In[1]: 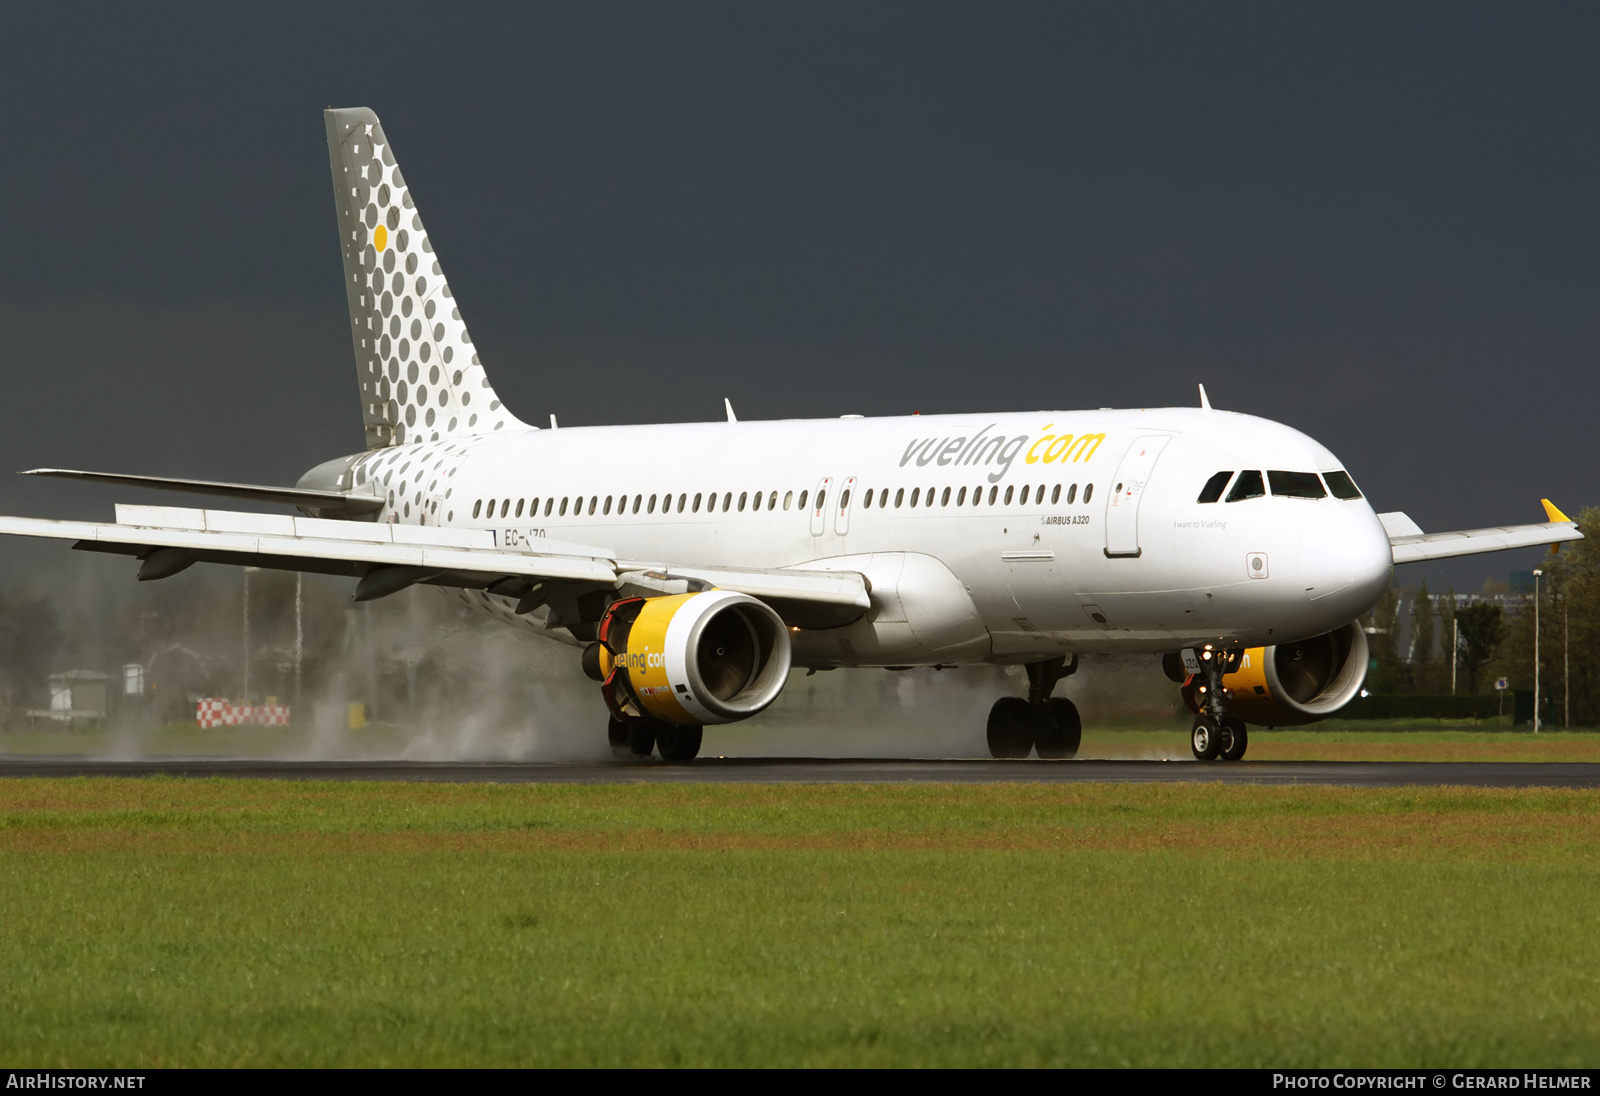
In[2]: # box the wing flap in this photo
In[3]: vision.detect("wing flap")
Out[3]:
[0,512,619,585]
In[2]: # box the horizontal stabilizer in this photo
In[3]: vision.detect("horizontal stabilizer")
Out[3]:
[21,468,384,514]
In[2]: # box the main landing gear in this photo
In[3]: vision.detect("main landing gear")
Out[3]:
[607,717,703,762]
[986,655,1082,760]
[1172,647,1249,762]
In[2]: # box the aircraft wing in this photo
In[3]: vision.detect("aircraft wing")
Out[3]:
[1381,501,1582,564]
[0,503,870,627]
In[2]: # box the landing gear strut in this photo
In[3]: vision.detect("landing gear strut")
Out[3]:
[1184,647,1249,762]
[986,655,1082,760]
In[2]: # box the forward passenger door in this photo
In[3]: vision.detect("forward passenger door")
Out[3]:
[1104,436,1171,558]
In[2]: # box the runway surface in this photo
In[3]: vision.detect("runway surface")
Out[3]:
[2,757,1599,787]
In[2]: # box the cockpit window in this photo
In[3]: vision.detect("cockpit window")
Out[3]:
[1197,471,1233,504]
[1268,470,1328,499]
[1323,470,1363,500]
[1225,470,1265,502]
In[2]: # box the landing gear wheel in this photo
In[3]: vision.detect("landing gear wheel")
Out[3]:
[1218,718,1248,762]
[1035,697,1082,760]
[655,723,704,762]
[986,697,1036,759]
[1190,716,1222,761]
[607,717,656,760]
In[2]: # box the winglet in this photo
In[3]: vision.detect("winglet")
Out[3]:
[1198,383,1212,411]
[724,398,738,423]
[1542,498,1571,523]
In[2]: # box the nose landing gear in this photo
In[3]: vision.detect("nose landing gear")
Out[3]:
[1178,647,1249,761]
[985,655,1082,760]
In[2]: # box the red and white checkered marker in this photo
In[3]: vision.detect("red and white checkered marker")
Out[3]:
[196,699,291,728]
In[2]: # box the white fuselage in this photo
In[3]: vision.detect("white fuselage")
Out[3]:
[340,406,1394,666]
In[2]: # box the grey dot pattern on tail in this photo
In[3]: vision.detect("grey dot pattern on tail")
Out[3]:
[327,110,527,451]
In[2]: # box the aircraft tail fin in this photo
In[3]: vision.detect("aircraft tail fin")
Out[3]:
[324,107,528,450]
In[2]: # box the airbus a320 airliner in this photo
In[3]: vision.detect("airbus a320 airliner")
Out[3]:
[2,108,1580,762]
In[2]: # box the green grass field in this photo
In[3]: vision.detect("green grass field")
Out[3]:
[2,778,1598,1066]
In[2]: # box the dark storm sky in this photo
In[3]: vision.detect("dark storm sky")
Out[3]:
[0,2,1594,592]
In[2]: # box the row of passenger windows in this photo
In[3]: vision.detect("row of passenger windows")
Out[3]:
[1196,468,1363,504]
[857,482,1093,509]
[470,481,1096,520]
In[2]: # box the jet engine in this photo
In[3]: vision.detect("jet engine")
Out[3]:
[1219,620,1370,726]
[590,590,792,726]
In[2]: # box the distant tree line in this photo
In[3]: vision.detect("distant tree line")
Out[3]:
[1365,505,1600,726]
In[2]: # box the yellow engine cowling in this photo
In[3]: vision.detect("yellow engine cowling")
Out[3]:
[596,590,792,725]
[1220,621,1370,726]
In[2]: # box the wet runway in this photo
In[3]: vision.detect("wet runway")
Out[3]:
[2,757,1599,787]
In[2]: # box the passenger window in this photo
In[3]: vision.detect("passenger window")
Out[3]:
[633,494,642,514]
[559,497,569,517]
[798,490,808,511]
[1051,484,1061,504]
[862,490,873,510]
[941,487,951,506]
[693,492,703,513]
[988,486,998,505]
[840,489,851,509]
[1197,471,1232,504]
[879,489,889,508]
[738,492,747,512]
[472,500,482,518]
[531,498,540,515]
[544,498,553,517]
[1324,470,1363,500]
[768,491,777,510]
[783,490,793,510]
[501,500,510,518]
[1267,470,1326,499]
[1083,484,1094,503]
[973,486,982,506]
[926,487,935,507]
[895,488,904,508]
[679,493,688,513]
[1067,484,1077,504]
[603,496,612,516]
[815,490,826,512]
[515,499,525,518]
[589,497,598,515]
[1225,470,1265,502]
[909,487,919,507]
[1004,485,1014,505]
[957,486,967,506]
[1019,485,1030,505]
[648,494,658,514]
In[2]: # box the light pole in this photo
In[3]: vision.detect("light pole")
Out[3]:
[294,572,304,720]
[242,567,253,703]
[1532,568,1542,734]
[1451,615,1459,696]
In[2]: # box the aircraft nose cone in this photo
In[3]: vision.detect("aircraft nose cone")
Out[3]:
[1298,512,1392,621]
